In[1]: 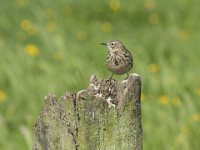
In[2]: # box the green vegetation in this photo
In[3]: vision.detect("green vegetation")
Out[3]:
[0,0,200,149]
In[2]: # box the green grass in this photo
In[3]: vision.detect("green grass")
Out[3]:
[0,0,200,149]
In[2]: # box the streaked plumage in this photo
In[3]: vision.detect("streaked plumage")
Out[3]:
[101,40,133,79]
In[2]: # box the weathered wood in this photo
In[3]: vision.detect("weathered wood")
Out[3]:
[33,74,142,150]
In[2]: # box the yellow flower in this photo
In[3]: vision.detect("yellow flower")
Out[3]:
[175,124,188,145]
[101,22,112,32]
[21,20,32,31]
[47,22,57,32]
[172,96,181,106]
[144,0,156,10]
[45,9,56,19]
[25,44,39,57]
[20,19,37,35]
[76,31,87,42]
[148,63,158,73]
[141,92,145,101]
[196,88,200,96]
[110,0,121,12]
[16,0,28,7]
[62,5,72,16]
[178,30,190,41]
[53,51,63,61]
[148,13,159,25]
[0,90,7,102]
[159,95,169,105]
[190,113,200,122]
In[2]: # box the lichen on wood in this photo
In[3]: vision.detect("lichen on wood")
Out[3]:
[33,74,142,150]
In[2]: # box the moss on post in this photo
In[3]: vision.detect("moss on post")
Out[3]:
[33,74,142,150]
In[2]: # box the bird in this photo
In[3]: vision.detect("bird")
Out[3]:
[100,40,133,80]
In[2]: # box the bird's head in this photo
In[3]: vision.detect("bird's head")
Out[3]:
[101,40,125,52]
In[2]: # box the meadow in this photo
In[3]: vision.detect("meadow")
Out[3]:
[0,0,200,149]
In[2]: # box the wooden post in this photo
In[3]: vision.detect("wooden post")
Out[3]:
[33,74,142,150]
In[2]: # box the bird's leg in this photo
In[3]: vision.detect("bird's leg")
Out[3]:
[125,72,129,80]
[109,73,114,85]
[109,73,114,81]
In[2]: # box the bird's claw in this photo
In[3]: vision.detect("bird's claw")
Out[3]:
[125,73,130,80]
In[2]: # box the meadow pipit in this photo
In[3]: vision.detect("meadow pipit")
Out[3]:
[101,40,133,80]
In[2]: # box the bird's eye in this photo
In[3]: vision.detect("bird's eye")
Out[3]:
[111,42,114,45]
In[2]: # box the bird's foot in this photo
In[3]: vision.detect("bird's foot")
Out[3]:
[105,73,114,86]
[105,77,116,86]
[105,78,112,86]
[125,73,130,80]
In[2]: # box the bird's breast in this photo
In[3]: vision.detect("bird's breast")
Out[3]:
[106,53,132,75]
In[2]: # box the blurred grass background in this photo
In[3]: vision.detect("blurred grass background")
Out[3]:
[0,0,200,149]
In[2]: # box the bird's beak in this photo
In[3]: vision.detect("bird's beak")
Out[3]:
[100,42,107,46]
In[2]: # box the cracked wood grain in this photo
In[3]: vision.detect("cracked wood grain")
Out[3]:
[33,74,143,150]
